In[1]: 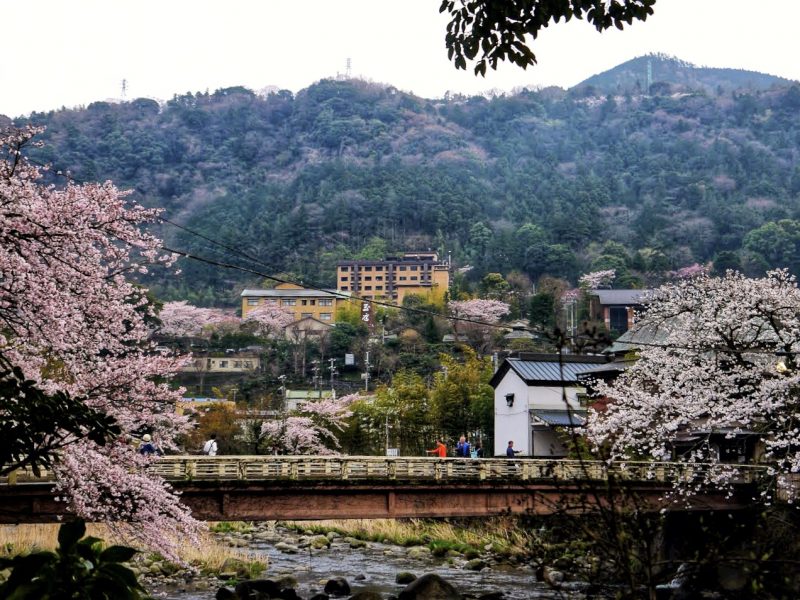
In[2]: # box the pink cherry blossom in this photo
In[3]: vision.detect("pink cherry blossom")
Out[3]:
[261,393,359,454]
[0,127,201,558]
[579,269,616,289]
[448,299,510,324]
[587,270,800,500]
[244,304,295,337]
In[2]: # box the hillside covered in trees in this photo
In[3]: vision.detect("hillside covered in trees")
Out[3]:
[6,55,800,305]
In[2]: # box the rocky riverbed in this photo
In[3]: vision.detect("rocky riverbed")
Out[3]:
[142,522,596,599]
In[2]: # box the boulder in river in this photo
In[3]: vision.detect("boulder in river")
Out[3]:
[235,579,282,598]
[324,576,352,597]
[464,559,487,572]
[398,573,461,600]
[396,572,417,584]
[214,587,237,600]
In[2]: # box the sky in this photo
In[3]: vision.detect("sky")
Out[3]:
[2,0,799,118]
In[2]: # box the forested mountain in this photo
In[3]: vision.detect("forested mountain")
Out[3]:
[575,54,793,95]
[7,56,800,305]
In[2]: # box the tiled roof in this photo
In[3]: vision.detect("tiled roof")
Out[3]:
[591,289,651,306]
[490,355,609,387]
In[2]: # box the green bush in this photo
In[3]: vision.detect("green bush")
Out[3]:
[0,519,149,600]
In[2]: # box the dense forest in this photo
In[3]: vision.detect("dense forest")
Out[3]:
[7,54,800,306]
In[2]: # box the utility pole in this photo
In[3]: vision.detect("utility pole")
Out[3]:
[364,351,371,391]
[311,360,321,392]
[277,374,287,414]
[328,358,338,392]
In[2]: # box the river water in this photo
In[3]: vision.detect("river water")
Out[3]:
[152,527,590,599]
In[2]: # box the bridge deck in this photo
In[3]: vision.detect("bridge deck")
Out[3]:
[1,457,788,523]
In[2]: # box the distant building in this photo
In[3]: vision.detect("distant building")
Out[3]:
[284,316,334,340]
[285,389,335,412]
[182,354,260,374]
[587,289,651,335]
[336,252,450,304]
[490,353,609,458]
[241,282,348,322]
[176,397,236,415]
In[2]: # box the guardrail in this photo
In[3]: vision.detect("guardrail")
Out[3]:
[1,456,771,486]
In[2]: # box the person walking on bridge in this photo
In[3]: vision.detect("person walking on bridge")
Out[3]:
[426,439,447,458]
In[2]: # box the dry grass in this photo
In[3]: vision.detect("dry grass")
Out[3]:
[282,517,532,556]
[0,523,265,573]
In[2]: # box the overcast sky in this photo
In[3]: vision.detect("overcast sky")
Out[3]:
[3,0,799,118]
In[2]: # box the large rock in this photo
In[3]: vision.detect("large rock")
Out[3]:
[215,588,237,600]
[398,573,461,600]
[274,541,300,554]
[407,546,432,559]
[220,557,253,578]
[324,577,352,597]
[396,572,417,584]
[349,592,383,600]
[235,579,282,598]
[310,535,332,549]
[464,559,487,572]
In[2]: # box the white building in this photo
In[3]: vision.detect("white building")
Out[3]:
[490,353,608,458]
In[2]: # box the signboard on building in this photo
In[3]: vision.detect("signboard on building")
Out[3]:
[345,353,355,366]
[360,300,373,329]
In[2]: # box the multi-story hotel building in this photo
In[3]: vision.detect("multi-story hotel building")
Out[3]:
[336,252,450,304]
[240,283,347,322]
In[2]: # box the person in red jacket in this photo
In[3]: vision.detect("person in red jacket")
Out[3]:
[426,439,447,458]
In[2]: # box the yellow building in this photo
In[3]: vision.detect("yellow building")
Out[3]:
[336,252,450,304]
[241,283,348,322]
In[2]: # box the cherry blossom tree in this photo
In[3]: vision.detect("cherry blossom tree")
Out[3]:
[448,299,510,324]
[158,301,231,338]
[579,269,616,289]
[243,304,295,337]
[260,393,359,455]
[447,299,510,352]
[0,127,201,557]
[587,270,800,498]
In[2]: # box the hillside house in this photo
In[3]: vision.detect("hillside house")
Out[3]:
[490,353,609,458]
[587,289,651,335]
[241,283,349,322]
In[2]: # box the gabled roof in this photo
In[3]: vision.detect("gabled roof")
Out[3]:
[590,289,651,306]
[490,354,609,388]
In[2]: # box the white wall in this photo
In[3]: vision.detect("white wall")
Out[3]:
[494,368,585,458]
[494,370,531,456]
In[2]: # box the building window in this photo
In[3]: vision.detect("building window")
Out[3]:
[411,276,418,280]
[247,298,259,306]
[283,299,296,306]
[399,276,407,281]
[341,277,348,282]
[365,276,372,281]
[341,266,349,272]
[375,266,383,271]
[375,286,383,291]
[301,299,308,306]
[410,266,418,271]
[266,299,278,305]
[244,361,253,368]
[234,361,242,368]
[319,299,333,306]
[364,266,372,271]
[399,266,407,271]
[219,361,228,368]
[320,313,332,320]
[341,286,349,291]
[301,312,312,319]
[375,276,383,281]
[310,299,316,306]
[365,286,372,290]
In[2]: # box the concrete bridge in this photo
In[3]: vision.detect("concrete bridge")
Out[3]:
[0,456,772,524]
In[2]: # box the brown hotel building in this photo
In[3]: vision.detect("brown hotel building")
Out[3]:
[336,252,450,304]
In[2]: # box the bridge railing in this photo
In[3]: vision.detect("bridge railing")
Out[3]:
[1,456,771,486]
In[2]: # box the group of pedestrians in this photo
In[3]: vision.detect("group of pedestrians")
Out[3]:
[426,436,523,458]
[426,435,485,458]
